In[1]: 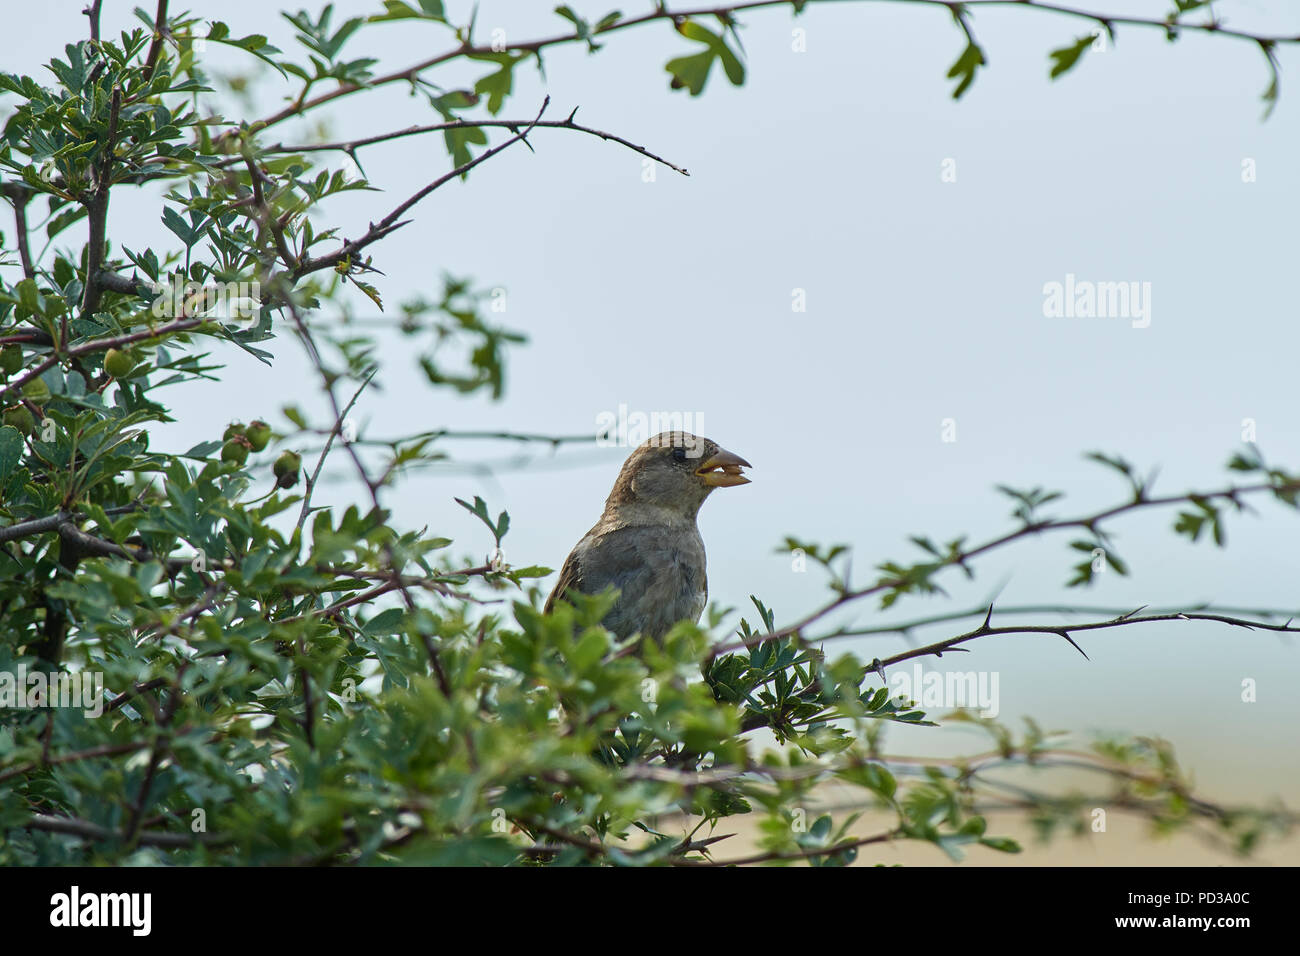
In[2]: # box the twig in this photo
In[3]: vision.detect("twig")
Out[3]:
[0,315,206,404]
[287,97,553,280]
[298,657,316,751]
[819,601,1300,640]
[672,828,896,866]
[22,813,227,848]
[3,185,37,278]
[83,0,103,44]
[143,0,170,83]
[242,115,689,177]
[705,477,1300,659]
[0,500,145,544]
[0,511,76,544]
[242,152,300,270]
[123,665,186,851]
[106,678,167,713]
[0,740,150,785]
[79,85,123,328]
[868,607,1300,673]
[296,368,377,536]
[221,1,1300,141]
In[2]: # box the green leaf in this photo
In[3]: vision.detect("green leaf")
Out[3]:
[352,279,384,312]
[0,425,23,483]
[364,607,406,635]
[665,50,714,95]
[455,495,507,544]
[506,565,551,582]
[570,628,609,671]
[979,836,1022,853]
[16,278,43,316]
[470,53,524,115]
[665,21,745,96]
[1049,35,1094,79]
[370,0,446,23]
[947,41,986,99]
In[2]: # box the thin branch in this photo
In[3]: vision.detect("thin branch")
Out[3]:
[0,327,55,348]
[298,658,316,751]
[296,367,377,536]
[106,678,167,713]
[79,84,122,327]
[0,315,206,404]
[282,301,383,513]
[673,828,896,866]
[820,601,1300,640]
[0,511,75,544]
[244,115,689,177]
[225,1,1300,141]
[83,0,103,44]
[22,813,227,848]
[3,185,37,278]
[297,427,601,457]
[95,270,155,297]
[868,608,1300,673]
[134,587,226,645]
[0,740,149,785]
[274,566,494,627]
[143,0,170,83]
[0,500,143,544]
[705,477,1300,659]
[287,97,553,281]
[280,296,465,706]
[123,665,186,851]
[242,152,300,270]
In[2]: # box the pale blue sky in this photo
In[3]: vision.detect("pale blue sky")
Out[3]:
[4,1,1299,821]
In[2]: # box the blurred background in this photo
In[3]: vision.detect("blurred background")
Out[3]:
[4,0,1297,862]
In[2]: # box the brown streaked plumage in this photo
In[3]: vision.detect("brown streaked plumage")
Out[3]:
[544,431,751,641]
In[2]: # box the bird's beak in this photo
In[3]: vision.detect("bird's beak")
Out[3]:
[695,448,752,487]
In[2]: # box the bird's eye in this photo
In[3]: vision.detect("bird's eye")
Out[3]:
[672,447,688,462]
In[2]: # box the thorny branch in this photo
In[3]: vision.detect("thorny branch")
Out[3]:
[285,97,554,281]
[222,1,1300,141]
[228,114,690,178]
[705,477,1300,660]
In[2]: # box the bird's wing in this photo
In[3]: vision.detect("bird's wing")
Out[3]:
[544,544,585,614]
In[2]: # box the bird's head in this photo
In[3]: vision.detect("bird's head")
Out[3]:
[605,431,751,519]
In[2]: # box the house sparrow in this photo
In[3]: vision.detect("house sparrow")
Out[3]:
[545,432,751,641]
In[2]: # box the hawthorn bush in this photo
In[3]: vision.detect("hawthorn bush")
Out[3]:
[0,2,1297,865]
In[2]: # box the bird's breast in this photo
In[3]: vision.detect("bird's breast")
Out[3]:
[578,523,707,640]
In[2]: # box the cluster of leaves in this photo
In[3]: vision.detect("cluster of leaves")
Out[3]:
[0,3,1295,867]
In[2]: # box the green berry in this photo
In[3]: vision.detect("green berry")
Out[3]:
[245,420,272,452]
[103,348,136,379]
[223,422,246,442]
[221,435,252,465]
[2,404,34,435]
[273,450,301,488]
